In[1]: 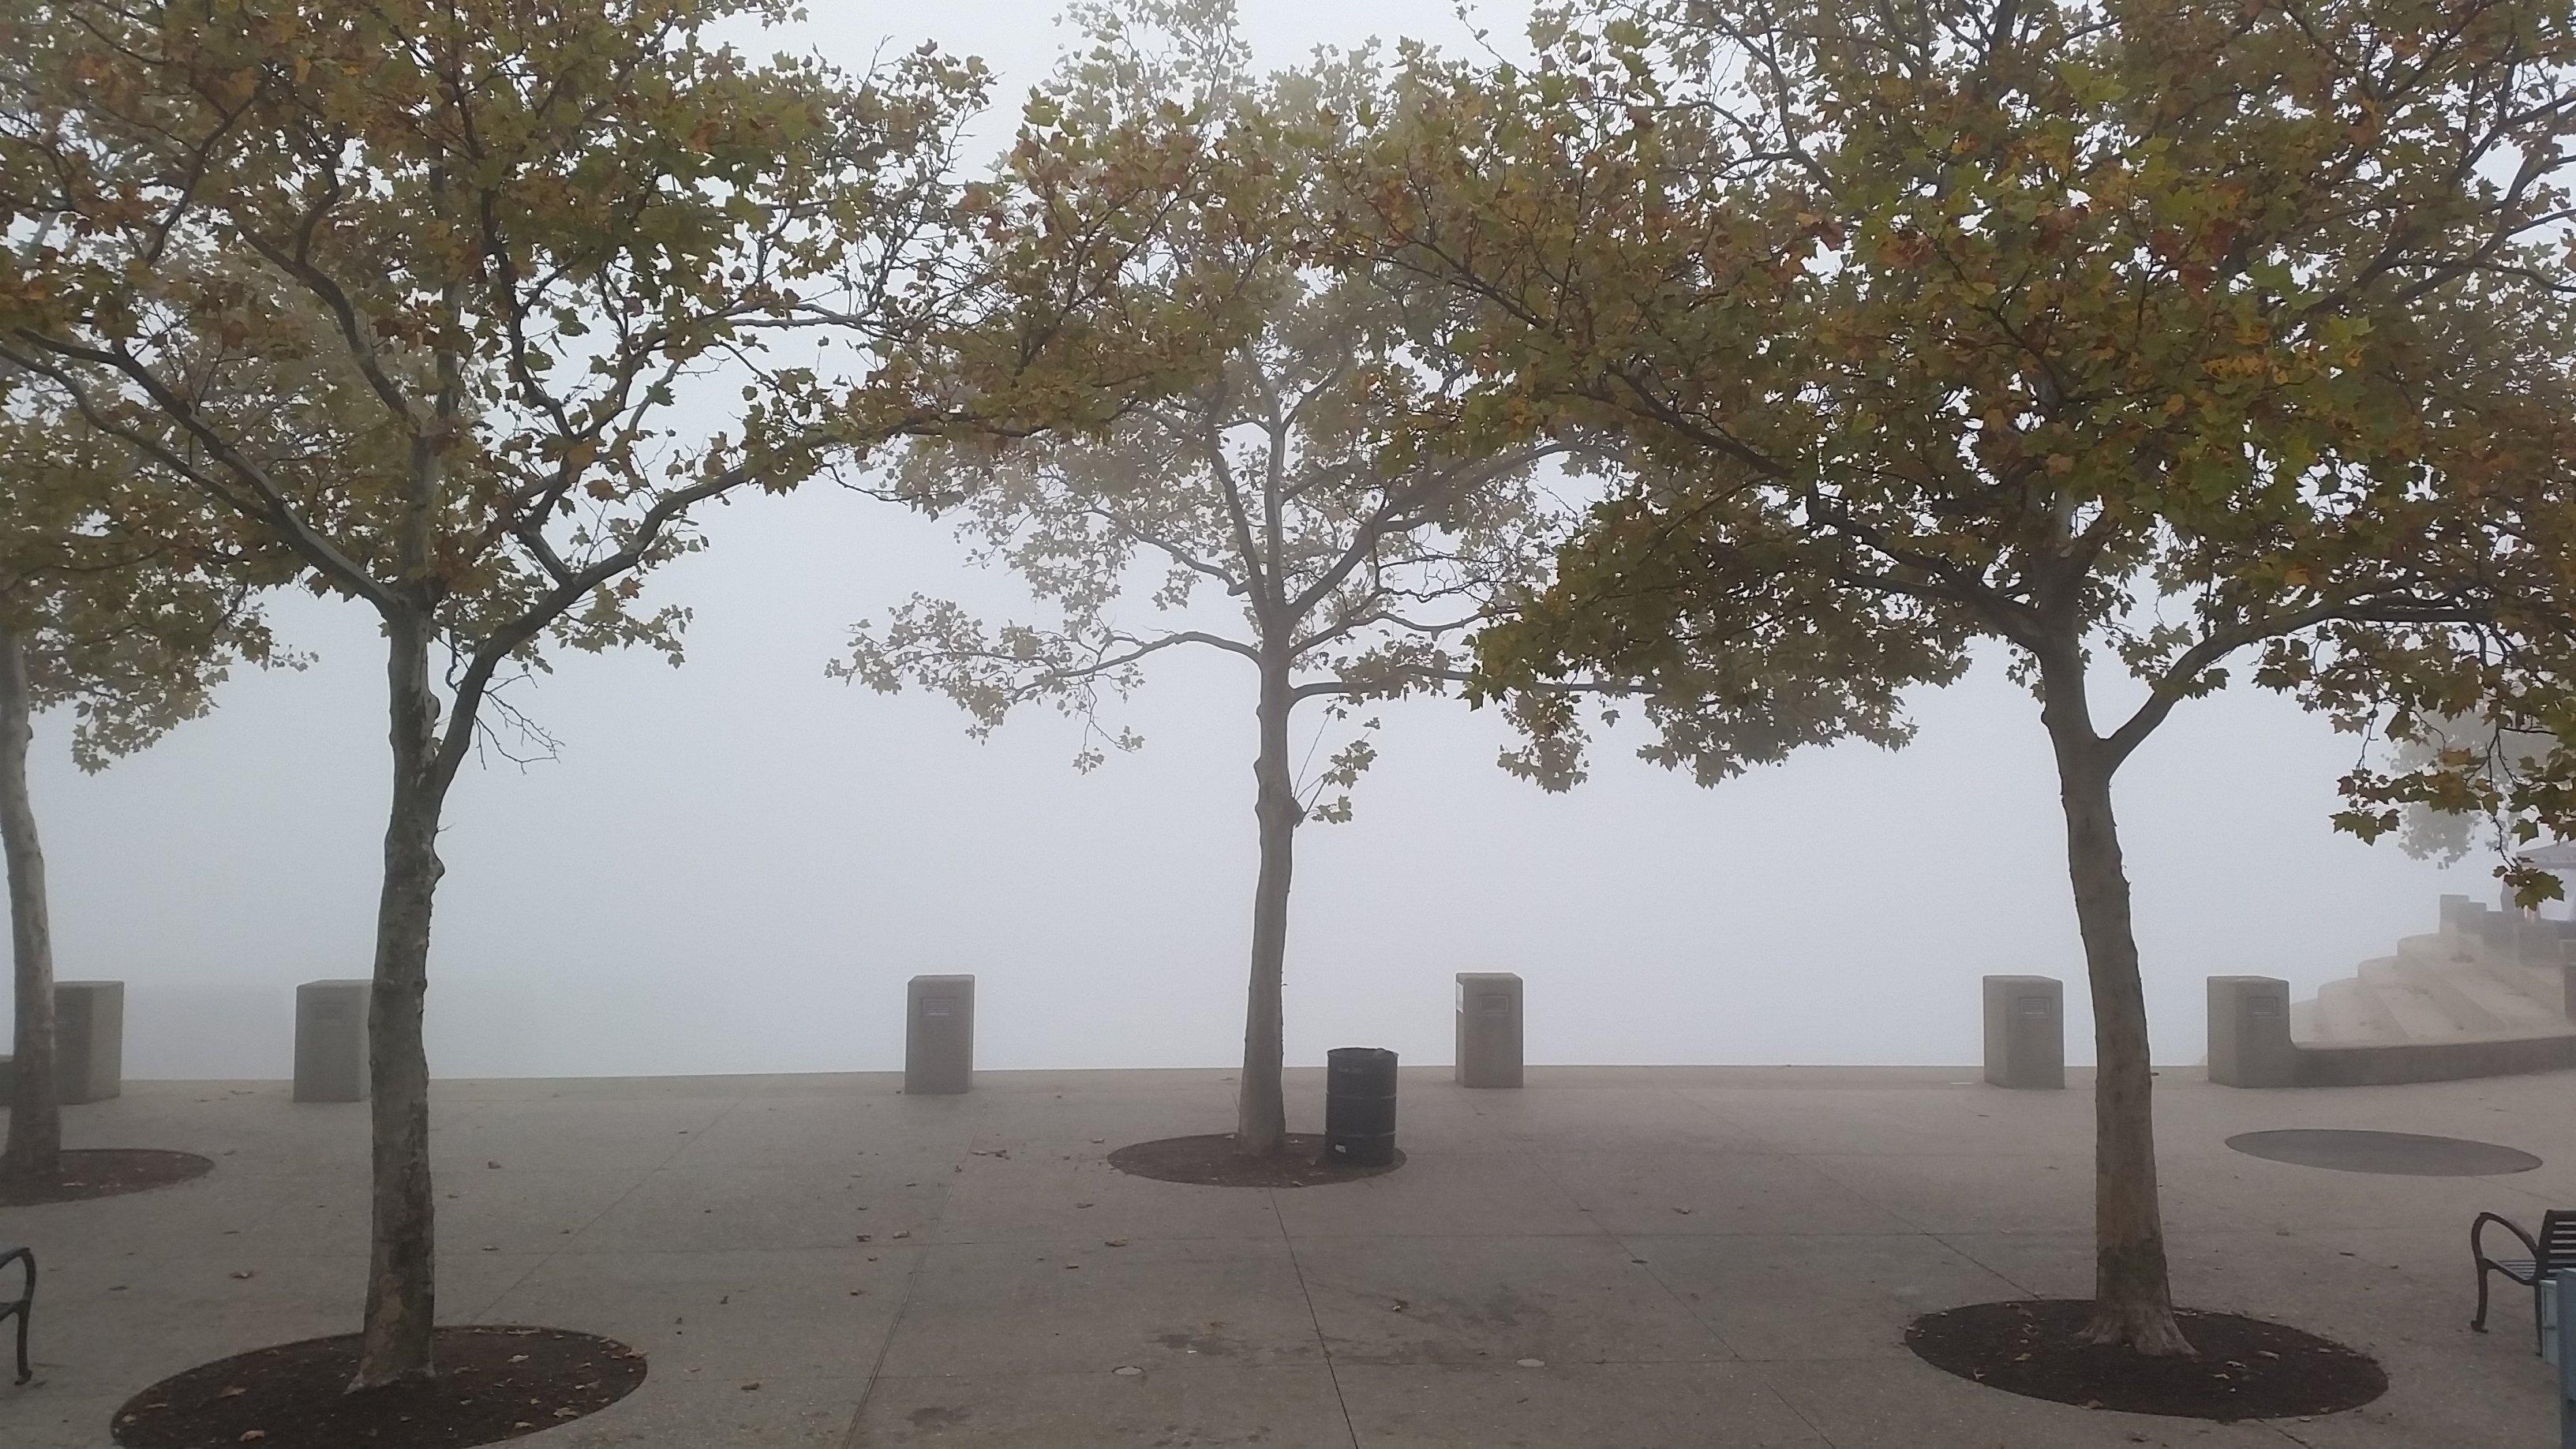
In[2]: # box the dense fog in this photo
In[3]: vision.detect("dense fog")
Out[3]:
[20,482,2477,1080]
[5,0,2492,1082]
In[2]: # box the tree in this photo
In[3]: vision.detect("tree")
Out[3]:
[1362,0,2576,1353]
[0,0,994,1387]
[843,1,1591,1156]
[0,404,284,1188]
[2364,713,2555,869]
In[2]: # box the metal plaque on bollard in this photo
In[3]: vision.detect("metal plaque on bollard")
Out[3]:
[1455,972,1524,1088]
[294,980,373,1103]
[1981,975,2065,1090]
[1324,1046,1398,1166]
[905,975,975,1095]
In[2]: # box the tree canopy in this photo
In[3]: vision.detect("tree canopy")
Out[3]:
[0,0,1010,1386]
[843,0,1606,1152]
[0,406,286,773]
[1353,0,2576,1353]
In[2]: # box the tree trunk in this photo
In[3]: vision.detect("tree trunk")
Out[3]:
[0,628,61,1186]
[1236,650,1297,1156]
[353,612,447,1389]
[2039,646,2193,1357]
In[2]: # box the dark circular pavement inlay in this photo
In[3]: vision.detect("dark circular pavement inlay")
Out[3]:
[2226,1128,2540,1177]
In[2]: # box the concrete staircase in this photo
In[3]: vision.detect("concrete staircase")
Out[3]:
[2290,909,2574,1048]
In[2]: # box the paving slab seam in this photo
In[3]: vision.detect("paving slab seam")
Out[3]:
[485,1093,754,1319]
[833,1132,957,1449]
[1268,1185,1365,1449]
[1678,1089,1774,1145]
[832,1248,928,1449]
[1518,1126,1844,1448]
[1511,1137,1740,1339]
[1920,1229,2050,1301]
[1599,1225,1850,1446]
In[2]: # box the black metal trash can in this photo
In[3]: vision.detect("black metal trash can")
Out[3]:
[1324,1046,1398,1166]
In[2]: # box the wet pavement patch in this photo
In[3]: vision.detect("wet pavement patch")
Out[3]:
[2225,1128,2540,1176]
[1906,1300,2387,1420]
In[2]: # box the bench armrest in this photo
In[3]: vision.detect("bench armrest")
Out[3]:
[2473,1211,2541,1278]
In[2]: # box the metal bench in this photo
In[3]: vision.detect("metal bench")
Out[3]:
[0,1246,28,1383]
[2473,1208,2576,1354]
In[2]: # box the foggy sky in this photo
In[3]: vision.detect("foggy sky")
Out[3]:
[8,2,2492,1084]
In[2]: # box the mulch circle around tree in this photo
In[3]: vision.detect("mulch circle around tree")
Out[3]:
[1107,1133,1405,1188]
[1905,1300,2387,1421]
[0,1148,213,1206]
[109,1326,646,1449]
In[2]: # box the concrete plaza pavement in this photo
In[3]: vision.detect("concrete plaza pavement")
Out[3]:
[1,1064,2569,1447]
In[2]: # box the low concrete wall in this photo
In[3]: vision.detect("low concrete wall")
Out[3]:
[2286,1032,2576,1087]
[2211,972,2576,1088]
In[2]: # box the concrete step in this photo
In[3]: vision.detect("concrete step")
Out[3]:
[2371,975,2478,1039]
[2398,933,2475,968]
[2462,963,2571,1024]
[2488,961,2573,1024]
[2312,975,2406,1044]
[2402,965,2512,1034]
[2297,907,2576,1050]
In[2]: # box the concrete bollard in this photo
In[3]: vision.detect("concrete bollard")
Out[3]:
[904,975,974,1095]
[294,981,372,1103]
[1454,972,1524,1088]
[2207,975,2297,1088]
[1981,975,2066,1090]
[0,982,126,1106]
[54,980,125,1105]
